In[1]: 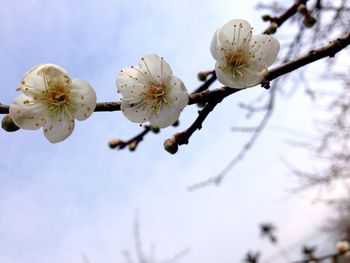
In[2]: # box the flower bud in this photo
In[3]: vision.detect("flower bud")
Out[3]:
[108,139,124,149]
[150,125,160,134]
[303,16,317,28]
[261,14,271,21]
[266,22,278,34]
[336,241,350,258]
[1,115,20,132]
[335,241,350,253]
[164,137,178,154]
[302,246,316,259]
[297,4,308,14]
[128,141,137,151]
[197,71,209,81]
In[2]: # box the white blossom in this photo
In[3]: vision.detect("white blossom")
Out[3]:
[211,19,280,89]
[117,54,188,128]
[336,241,350,258]
[9,64,96,143]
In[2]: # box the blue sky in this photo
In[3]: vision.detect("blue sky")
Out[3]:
[0,0,344,262]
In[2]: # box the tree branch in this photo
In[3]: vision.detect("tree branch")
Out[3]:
[264,33,350,81]
[95,102,121,112]
[187,88,275,191]
[191,71,216,94]
[1,34,348,117]
[109,125,152,151]
[0,104,9,114]
[174,33,350,149]
[262,0,309,34]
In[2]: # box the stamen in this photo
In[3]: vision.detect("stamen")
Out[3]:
[232,24,237,53]
[63,104,74,121]
[141,57,154,79]
[224,48,253,79]
[21,81,38,90]
[160,57,164,80]
[42,71,49,92]
[131,67,150,83]
[236,23,242,48]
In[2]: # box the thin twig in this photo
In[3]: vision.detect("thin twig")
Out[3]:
[191,71,216,94]
[262,0,309,34]
[134,212,146,263]
[187,87,275,191]
[264,33,350,82]
[290,248,350,263]
[110,125,152,151]
[175,88,241,145]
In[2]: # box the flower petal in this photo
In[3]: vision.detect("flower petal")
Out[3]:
[148,76,189,128]
[32,64,69,79]
[121,98,153,124]
[20,64,71,97]
[20,75,47,97]
[250,35,280,66]
[139,54,172,82]
[167,76,189,110]
[9,94,48,130]
[217,19,253,50]
[215,63,239,88]
[43,110,75,143]
[239,69,266,87]
[117,67,148,97]
[210,30,220,60]
[237,60,267,87]
[148,103,179,128]
[70,79,97,121]
[215,63,253,89]
[210,38,228,64]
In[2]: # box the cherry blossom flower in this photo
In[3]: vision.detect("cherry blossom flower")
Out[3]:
[211,19,280,89]
[117,54,188,128]
[9,64,96,143]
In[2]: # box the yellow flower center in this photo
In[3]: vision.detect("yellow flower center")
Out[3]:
[145,82,168,112]
[224,49,252,78]
[45,77,71,106]
[36,75,74,117]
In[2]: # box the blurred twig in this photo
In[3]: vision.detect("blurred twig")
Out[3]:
[290,248,350,263]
